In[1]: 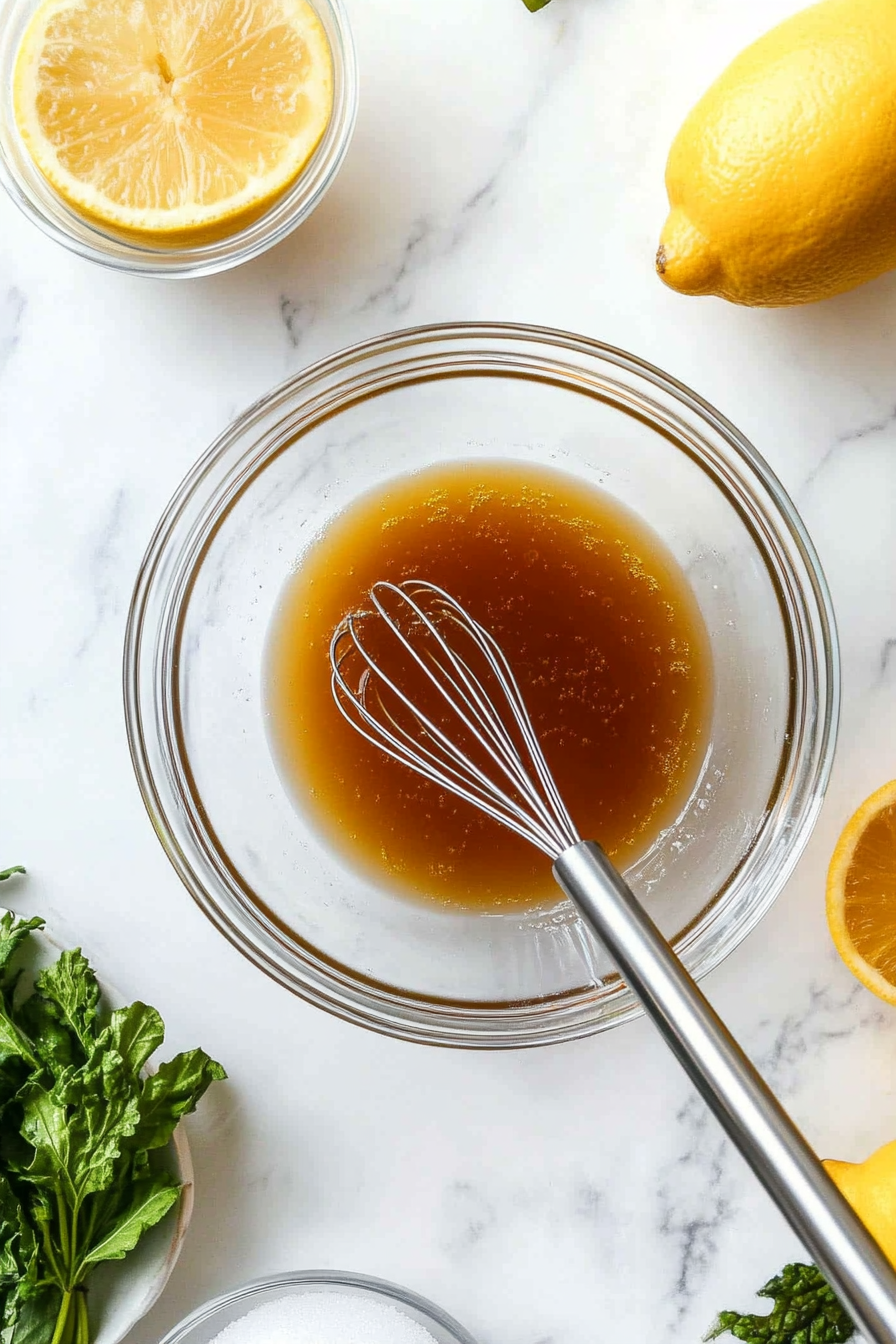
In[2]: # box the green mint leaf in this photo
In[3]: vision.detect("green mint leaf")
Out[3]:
[19,1030,214,1221]
[0,872,26,885]
[0,1072,25,1123]
[0,1237,19,1283]
[51,1052,141,1201]
[18,1087,74,1205]
[0,1060,31,1123]
[0,910,44,1036]
[21,1055,141,1214]
[1,1283,60,1344]
[0,1016,38,1076]
[15,1000,76,1081]
[0,914,43,981]
[34,953,98,1054]
[0,1126,37,1186]
[130,1050,226,1151]
[0,1172,34,1284]
[128,1149,150,1182]
[521,0,552,9]
[78,1174,179,1272]
[706,1263,855,1344]
[94,1005,164,1079]
[71,1066,141,1201]
[0,1181,52,1344]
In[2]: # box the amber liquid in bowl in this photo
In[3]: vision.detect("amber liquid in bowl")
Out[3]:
[265,460,712,911]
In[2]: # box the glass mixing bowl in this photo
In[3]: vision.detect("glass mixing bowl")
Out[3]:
[0,0,356,277]
[157,1271,478,1344]
[124,323,838,1047]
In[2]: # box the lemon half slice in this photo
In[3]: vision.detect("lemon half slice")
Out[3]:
[827,779,896,1004]
[13,0,334,242]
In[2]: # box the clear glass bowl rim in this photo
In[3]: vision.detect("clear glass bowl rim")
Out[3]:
[0,0,358,277]
[124,320,840,1048]
[156,1269,480,1344]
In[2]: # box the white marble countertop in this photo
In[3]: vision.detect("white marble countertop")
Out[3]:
[2,0,896,1340]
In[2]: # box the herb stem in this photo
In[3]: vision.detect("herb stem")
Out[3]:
[40,1214,66,1284]
[56,1189,71,1268]
[82,1197,98,1257]
[68,1202,80,1287]
[75,1290,90,1344]
[50,1290,73,1344]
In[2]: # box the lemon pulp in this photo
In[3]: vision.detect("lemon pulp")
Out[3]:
[827,780,896,1004]
[13,0,334,243]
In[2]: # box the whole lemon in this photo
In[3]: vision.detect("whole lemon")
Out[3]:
[657,0,896,306]
[824,1141,896,1266]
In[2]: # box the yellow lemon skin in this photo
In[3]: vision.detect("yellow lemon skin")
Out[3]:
[824,1142,896,1266]
[657,0,896,306]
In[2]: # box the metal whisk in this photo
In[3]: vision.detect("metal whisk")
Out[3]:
[331,579,896,1344]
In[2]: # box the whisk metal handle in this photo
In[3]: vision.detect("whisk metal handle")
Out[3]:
[553,840,896,1344]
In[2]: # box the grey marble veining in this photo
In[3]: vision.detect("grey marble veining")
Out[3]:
[0,286,25,382]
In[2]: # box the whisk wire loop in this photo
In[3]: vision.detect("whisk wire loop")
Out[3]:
[368,586,532,795]
[331,616,557,853]
[330,580,580,859]
[331,642,562,856]
[372,584,570,841]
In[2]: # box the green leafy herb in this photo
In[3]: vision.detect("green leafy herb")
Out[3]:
[0,905,225,1344]
[706,1263,855,1344]
[521,0,552,9]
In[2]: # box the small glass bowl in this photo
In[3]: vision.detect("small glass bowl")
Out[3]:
[157,1271,479,1344]
[0,0,357,277]
[124,322,839,1047]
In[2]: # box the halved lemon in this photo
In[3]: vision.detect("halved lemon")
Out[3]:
[12,0,334,243]
[827,779,896,1004]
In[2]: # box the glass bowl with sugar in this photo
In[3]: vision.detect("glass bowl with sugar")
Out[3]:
[157,1271,478,1344]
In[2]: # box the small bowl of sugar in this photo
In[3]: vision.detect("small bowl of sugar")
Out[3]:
[157,1270,479,1344]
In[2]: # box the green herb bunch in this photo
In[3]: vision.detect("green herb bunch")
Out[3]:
[707,1263,855,1344]
[0,888,225,1344]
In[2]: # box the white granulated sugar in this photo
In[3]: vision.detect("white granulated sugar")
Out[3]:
[209,1291,441,1344]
